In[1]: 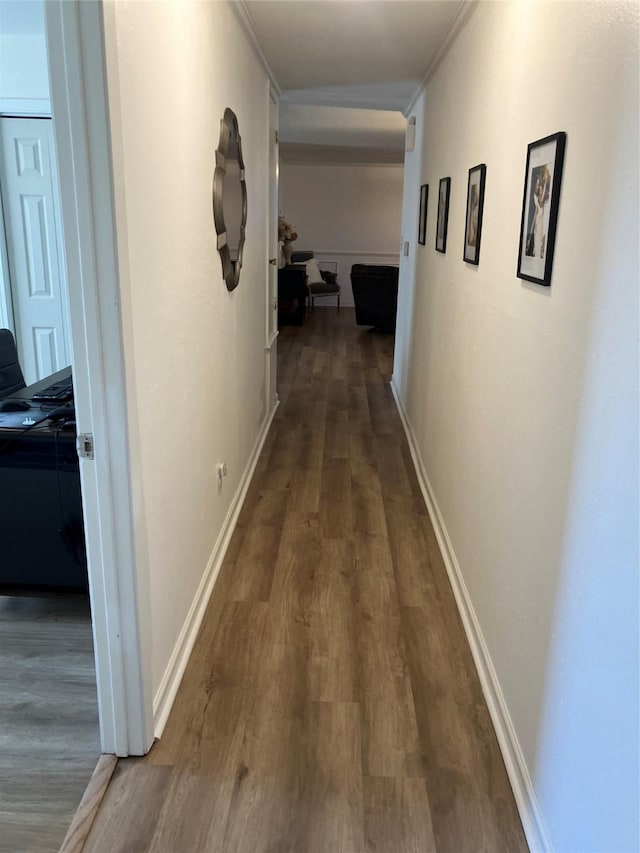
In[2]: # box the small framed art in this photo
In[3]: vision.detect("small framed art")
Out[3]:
[435,177,450,253]
[418,184,428,246]
[517,131,566,286]
[463,164,486,265]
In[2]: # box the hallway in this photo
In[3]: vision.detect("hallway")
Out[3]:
[84,308,527,852]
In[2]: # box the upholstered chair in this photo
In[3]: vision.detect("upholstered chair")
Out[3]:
[350,264,399,331]
[307,270,340,312]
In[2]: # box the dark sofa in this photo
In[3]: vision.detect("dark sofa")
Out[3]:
[350,264,399,331]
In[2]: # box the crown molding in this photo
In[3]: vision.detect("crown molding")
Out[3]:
[282,160,404,169]
[403,0,479,117]
[227,1,282,98]
[280,88,408,112]
[279,141,404,166]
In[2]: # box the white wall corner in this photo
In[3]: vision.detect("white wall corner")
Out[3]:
[390,378,554,853]
[152,398,280,737]
[403,0,479,117]
[227,1,282,98]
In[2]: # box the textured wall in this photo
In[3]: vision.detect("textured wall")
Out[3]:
[394,2,639,850]
[104,0,270,699]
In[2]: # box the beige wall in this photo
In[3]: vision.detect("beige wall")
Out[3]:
[279,163,402,306]
[103,0,271,710]
[394,2,639,850]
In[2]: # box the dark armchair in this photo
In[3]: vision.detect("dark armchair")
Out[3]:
[278,265,307,326]
[350,264,399,331]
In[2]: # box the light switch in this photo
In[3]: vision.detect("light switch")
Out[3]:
[406,116,416,152]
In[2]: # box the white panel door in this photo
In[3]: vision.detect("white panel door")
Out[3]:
[0,116,70,384]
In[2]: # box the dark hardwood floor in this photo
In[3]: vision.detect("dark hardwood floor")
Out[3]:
[84,308,528,852]
[0,594,99,853]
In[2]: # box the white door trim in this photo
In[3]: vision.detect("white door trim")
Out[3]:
[265,85,279,412]
[45,0,153,756]
[0,98,52,118]
[0,191,15,332]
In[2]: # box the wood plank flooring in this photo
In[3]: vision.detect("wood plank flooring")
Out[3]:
[85,308,528,852]
[0,593,99,853]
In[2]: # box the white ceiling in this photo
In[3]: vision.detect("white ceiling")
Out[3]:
[278,103,406,163]
[243,0,466,111]
[241,0,468,163]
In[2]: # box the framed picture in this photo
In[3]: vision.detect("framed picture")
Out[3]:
[463,164,486,265]
[418,184,428,246]
[517,131,566,286]
[435,177,450,253]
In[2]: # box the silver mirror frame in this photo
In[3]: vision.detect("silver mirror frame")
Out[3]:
[213,108,247,291]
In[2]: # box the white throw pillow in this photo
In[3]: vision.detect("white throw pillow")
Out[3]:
[303,258,322,283]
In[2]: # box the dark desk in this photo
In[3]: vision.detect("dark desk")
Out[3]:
[0,367,88,591]
[11,365,72,402]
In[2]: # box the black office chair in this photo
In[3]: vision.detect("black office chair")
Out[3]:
[0,329,26,397]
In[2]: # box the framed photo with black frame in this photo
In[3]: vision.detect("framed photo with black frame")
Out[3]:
[418,184,428,246]
[463,164,486,265]
[517,131,566,286]
[435,177,450,253]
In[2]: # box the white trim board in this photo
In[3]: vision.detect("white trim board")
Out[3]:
[46,0,153,756]
[153,398,280,737]
[313,250,400,258]
[390,377,553,853]
[0,195,14,332]
[0,98,51,117]
[281,160,405,169]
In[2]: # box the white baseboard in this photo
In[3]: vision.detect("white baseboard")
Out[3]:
[152,399,280,737]
[390,378,552,853]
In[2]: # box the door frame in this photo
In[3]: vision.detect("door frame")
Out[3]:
[45,0,153,755]
[265,86,279,413]
[0,190,15,333]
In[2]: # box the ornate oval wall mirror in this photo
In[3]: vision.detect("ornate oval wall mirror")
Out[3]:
[213,108,247,291]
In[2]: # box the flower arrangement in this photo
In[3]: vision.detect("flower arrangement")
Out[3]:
[278,213,298,243]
